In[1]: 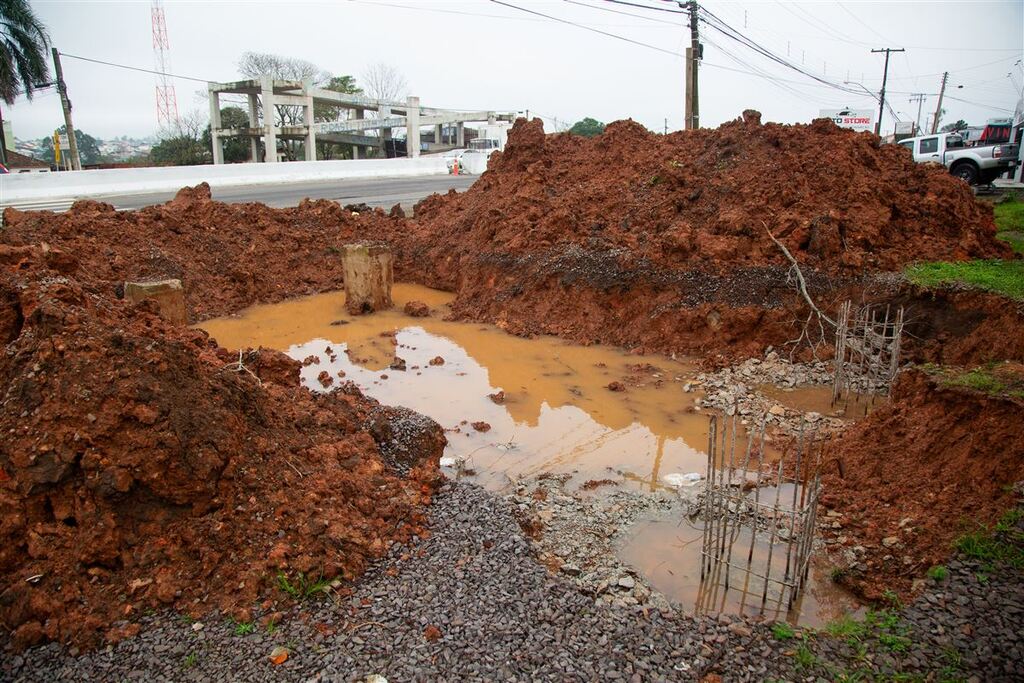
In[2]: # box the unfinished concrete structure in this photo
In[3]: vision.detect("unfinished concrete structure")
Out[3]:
[208,78,514,163]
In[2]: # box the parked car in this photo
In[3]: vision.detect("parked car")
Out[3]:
[897,132,1019,185]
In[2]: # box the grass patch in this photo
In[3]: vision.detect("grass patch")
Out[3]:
[922,363,1024,400]
[794,642,817,669]
[183,652,197,668]
[276,571,330,600]
[233,621,255,636]
[998,231,1024,254]
[954,509,1024,570]
[993,197,1024,233]
[771,622,796,640]
[927,565,949,581]
[905,259,1024,300]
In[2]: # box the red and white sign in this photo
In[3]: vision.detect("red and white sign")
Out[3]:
[820,109,874,132]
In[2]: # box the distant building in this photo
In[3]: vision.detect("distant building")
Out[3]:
[3,150,50,173]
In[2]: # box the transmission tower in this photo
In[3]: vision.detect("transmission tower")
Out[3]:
[151,0,179,128]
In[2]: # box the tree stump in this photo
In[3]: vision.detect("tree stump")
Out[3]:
[341,242,393,315]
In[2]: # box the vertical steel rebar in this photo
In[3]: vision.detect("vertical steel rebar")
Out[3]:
[760,458,786,606]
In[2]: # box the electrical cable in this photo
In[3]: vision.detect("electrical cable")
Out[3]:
[603,0,687,14]
[488,0,684,57]
[59,52,211,83]
[566,0,685,25]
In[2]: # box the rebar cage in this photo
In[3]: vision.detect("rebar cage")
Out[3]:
[832,301,905,409]
[698,414,822,614]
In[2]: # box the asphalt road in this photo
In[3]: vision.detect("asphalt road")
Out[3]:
[2,174,478,213]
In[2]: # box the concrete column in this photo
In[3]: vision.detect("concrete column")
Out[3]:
[261,75,278,163]
[407,96,420,158]
[434,124,443,145]
[302,79,316,161]
[247,93,260,162]
[352,145,360,160]
[341,243,393,315]
[124,279,187,325]
[456,122,465,146]
[208,87,223,165]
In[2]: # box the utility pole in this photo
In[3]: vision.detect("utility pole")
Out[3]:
[870,47,905,137]
[931,72,949,134]
[908,93,927,135]
[684,1,700,130]
[52,48,81,171]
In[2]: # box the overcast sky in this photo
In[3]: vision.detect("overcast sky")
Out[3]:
[8,0,1023,142]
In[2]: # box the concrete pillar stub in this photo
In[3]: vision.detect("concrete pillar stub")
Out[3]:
[124,279,187,325]
[456,122,465,146]
[341,243,393,315]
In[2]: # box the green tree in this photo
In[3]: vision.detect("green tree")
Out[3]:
[0,0,50,104]
[316,75,363,160]
[568,117,606,137]
[941,119,969,133]
[203,106,252,163]
[152,112,210,166]
[39,126,102,165]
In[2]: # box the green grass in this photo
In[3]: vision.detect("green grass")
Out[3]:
[905,259,1024,300]
[927,565,949,581]
[993,197,1024,233]
[954,509,1024,570]
[233,621,255,636]
[276,571,330,600]
[771,622,796,640]
[183,652,197,668]
[794,642,817,670]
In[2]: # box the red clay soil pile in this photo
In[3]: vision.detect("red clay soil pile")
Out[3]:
[0,244,444,649]
[0,183,406,322]
[396,114,1011,356]
[819,365,1024,600]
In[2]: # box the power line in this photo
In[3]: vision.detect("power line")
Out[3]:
[488,0,684,58]
[59,52,212,84]
[603,0,687,14]
[565,0,684,25]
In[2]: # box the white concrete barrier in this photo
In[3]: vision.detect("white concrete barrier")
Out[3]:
[0,157,449,203]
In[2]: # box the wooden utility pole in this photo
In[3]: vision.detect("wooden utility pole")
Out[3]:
[685,1,700,130]
[908,93,927,135]
[931,72,949,134]
[870,47,905,137]
[51,48,81,171]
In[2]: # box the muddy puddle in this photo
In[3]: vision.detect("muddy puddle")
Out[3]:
[618,512,862,627]
[200,284,782,492]
[759,384,879,419]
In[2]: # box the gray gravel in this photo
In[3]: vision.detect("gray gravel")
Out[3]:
[4,482,1021,682]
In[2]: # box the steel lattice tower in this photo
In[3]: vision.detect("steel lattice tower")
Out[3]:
[151,0,179,128]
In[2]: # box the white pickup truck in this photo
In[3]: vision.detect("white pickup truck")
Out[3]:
[897,132,1019,185]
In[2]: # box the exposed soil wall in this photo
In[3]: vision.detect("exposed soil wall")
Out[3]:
[0,245,444,648]
[820,367,1024,600]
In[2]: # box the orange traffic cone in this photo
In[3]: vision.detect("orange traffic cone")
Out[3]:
[453,159,460,176]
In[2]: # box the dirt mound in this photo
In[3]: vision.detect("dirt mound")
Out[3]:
[820,366,1024,600]
[412,116,1005,277]
[391,116,1013,357]
[0,184,405,322]
[0,245,444,648]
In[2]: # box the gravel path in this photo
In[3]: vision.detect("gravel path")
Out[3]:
[4,482,1022,682]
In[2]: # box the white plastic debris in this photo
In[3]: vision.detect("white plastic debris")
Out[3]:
[365,676,388,683]
[439,456,458,468]
[663,472,703,488]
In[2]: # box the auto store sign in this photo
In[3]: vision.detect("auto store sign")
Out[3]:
[820,108,874,132]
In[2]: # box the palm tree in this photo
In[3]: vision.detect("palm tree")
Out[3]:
[0,0,51,104]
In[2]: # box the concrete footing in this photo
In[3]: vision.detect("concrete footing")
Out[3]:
[124,279,187,325]
[341,243,393,315]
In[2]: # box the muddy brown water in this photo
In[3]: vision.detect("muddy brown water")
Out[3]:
[200,284,859,625]
[199,284,772,492]
[617,513,862,628]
